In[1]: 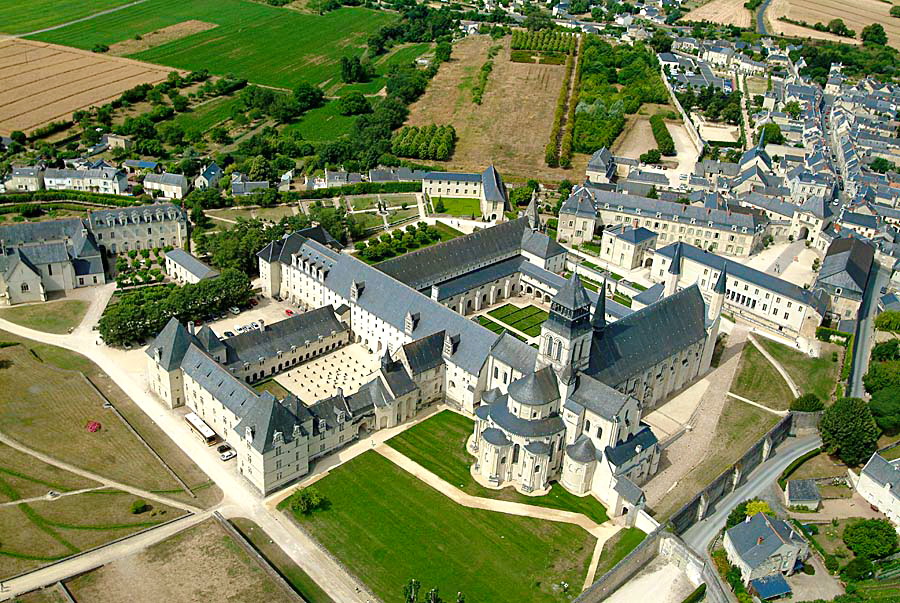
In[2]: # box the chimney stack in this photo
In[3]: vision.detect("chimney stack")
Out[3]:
[187,321,195,335]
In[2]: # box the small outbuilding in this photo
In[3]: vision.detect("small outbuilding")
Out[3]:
[785,478,821,511]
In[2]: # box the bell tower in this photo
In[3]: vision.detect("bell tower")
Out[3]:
[537,271,593,373]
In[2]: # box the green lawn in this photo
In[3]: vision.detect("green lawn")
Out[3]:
[755,337,841,402]
[434,196,481,217]
[283,99,358,142]
[253,379,292,400]
[730,344,793,411]
[488,304,549,338]
[173,95,241,133]
[231,518,335,603]
[282,451,595,603]
[386,410,609,525]
[0,0,133,34]
[31,1,395,89]
[433,221,465,241]
[0,300,88,334]
[590,527,646,579]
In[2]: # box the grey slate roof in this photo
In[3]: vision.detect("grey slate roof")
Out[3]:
[165,249,218,280]
[489,331,538,374]
[559,187,599,219]
[234,392,302,454]
[605,425,658,468]
[786,478,820,503]
[554,271,591,312]
[402,331,445,375]
[484,396,566,437]
[145,172,188,188]
[613,476,644,504]
[508,366,559,406]
[815,238,874,296]
[633,283,664,306]
[145,318,200,371]
[726,513,805,571]
[180,344,258,417]
[798,195,833,220]
[861,453,900,497]
[567,374,632,421]
[566,435,597,463]
[611,226,657,244]
[482,427,512,447]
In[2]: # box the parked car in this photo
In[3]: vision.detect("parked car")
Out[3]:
[220,449,236,461]
[285,309,294,316]
[217,444,232,454]
[250,321,259,329]
[229,306,241,315]
[224,331,235,338]
[249,299,258,307]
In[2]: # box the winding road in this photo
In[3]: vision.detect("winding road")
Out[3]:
[756,0,772,35]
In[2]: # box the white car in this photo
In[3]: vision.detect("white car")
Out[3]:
[220,449,236,461]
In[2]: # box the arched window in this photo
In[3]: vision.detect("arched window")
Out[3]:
[585,419,591,433]
[596,425,603,439]
[20,283,29,293]
[546,336,554,355]
[554,340,562,361]
[493,366,499,379]
[512,444,520,463]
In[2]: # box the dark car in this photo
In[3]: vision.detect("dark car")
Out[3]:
[224,331,235,338]
[217,443,232,454]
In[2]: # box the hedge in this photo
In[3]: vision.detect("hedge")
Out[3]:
[282,181,420,200]
[816,326,852,343]
[777,447,821,489]
[841,334,855,381]
[680,584,706,603]
[649,114,675,156]
[0,191,141,207]
[546,53,575,167]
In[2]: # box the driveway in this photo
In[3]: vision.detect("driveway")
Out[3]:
[786,554,843,601]
[788,493,887,522]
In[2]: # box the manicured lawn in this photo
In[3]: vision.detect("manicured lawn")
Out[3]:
[590,527,646,579]
[0,299,89,334]
[434,196,481,217]
[386,410,609,525]
[282,451,595,603]
[488,304,549,337]
[0,489,184,579]
[756,337,841,402]
[477,316,526,342]
[231,518,335,603]
[790,451,848,481]
[433,221,465,241]
[653,398,779,519]
[731,344,793,411]
[253,379,292,400]
[0,0,133,34]
[31,1,395,89]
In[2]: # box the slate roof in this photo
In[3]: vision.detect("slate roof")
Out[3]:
[559,187,599,219]
[481,165,508,205]
[489,331,538,374]
[507,366,559,406]
[484,398,566,437]
[786,479,820,503]
[656,243,828,313]
[234,392,302,454]
[0,218,85,246]
[567,374,631,421]
[750,574,791,600]
[815,238,874,296]
[613,475,644,504]
[633,283,664,306]
[610,226,657,244]
[145,172,188,188]
[605,424,658,468]
[180,344,258,417]
[554,271,591,311]
[588,285,708,386]
[726,512,805,571]
[145,318,201,371]
[165,249,218,280]
[422,171,481,182]
[87,203,184,227]
[861,453,900,498]
[482,427,512,447]
[402,331,445,375]
[566,435,597,463]
[798,195,833,220]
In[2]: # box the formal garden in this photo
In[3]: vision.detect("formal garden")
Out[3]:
[486,304,549,338]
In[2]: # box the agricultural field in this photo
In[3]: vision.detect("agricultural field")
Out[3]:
[680,0,752,28]
[0,0,134,35]
[0,39,171,136]
[64,518,297,603]
[171,95,242,134]
[283,99,358,142]
[767,0,899,48]
[30,0,397,89]
[406,35,588,180]
[487,304,549,338]
[282,450,596,603]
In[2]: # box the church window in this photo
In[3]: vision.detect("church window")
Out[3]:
[534,465,540,473]
[493,367,499,379]
[554,341,561,361]
[596,425,602,439]
[20,283,29,293]
[512,444,520,463]
[585,419,591,432]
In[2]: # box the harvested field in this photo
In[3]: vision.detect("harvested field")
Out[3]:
[108,20,218,56]
[64,518,296,603]
[767,0,897,48]
[406,35,587,181]
[681,0,752,28]
[0,39,172,136]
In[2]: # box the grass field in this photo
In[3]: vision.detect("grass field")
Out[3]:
[790,451,847,480]
[653,398,779,519]
[282,451,595,603]
[590,527,646,579]
[386,410,609,525]
[768,0,900,49]
[31,1,396,89]
[11,586,67,603]
[755,338,840,402]
[283,99,358,142]
[488,304,549,338]
[231,518,336,603]
[0,0,134,35]
[64,518,296,603]
[730,343,794,411]
[433,196,481,217]
[0,299,88,334]
[0,331,219,507]
[0,489,184,578]
[478,316,527,342]
[172,95,241,133]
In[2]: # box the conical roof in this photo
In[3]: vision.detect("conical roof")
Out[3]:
[714,265,728,294]
[592,279,607,331]
[668,242,683,275]
[554,270,591,311]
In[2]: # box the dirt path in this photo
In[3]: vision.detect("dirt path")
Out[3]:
[747,333,801,398]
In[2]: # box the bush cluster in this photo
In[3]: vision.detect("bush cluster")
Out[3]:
[650,114,675,155]
[356,222,443,263]
[511,30,577,54]
[390,125,456,161]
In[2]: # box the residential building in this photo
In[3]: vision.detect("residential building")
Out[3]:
[784,479,821,511]
[164,249,219,284]
[600,225,657,269]
[421,165,510,221]
[854,453,900,528]
[724,512,809,585]
[144,172,189,200]
[7,167,43,192]
[43,167,128,195]
[194,163,223,190]
[86,203,187,254]
[814,238,875,321]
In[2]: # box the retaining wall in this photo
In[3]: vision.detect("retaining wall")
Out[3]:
[658,61,705,155]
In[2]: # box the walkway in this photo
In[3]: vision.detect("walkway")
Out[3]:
[726,392,788,416]
[0,431,202,514]
[0,486,106,508]
[12,0,150,37]
[747,333,800,398]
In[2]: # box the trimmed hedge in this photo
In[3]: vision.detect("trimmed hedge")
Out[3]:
[681,584,706,603]
[777,447,822,490]
[650,114,675,156]
[816,326,852,343]
[282,181,420,201]
[0,191,142,206]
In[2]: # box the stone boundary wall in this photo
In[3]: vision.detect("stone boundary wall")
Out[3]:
[575,527,663,602]
[658,61,705,155]
[669,414,793,535]
[789,410,823,436]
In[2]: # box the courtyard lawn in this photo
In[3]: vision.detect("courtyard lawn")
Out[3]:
[231,518,335,603]
[253,379,292,400]
[433,221,465,241]
[589,527,647,579]
[0,299,88,334]
[434,196,481,217]
[477,316,527,342]
[282,451,595,603]
[31,1,396,89]
[488,304,549,338]
[653,398,779,519]
[730,343,793,411]
[755,337,841,402]
[387,410,609,525]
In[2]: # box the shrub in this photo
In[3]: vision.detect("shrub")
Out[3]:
[872,340,900,362]
[130,500,149,514]
[869,386,900,433]
[681,583,706,603]
[649,114,675,155]
[288,487,328,516]
[777,447,822,489]
[640,149,662,163]
[843,519,898,559]
[876,311,900,332]
[791,393,824,412]
[842,557,874,581]
[802,562,815,575]
[820,398,880,466]
[825,554,839,572]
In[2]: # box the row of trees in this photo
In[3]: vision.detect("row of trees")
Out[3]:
[510,30,577,54]
[545,53,576,168]
[390,125,456,160]
[340,55,376,83]
[98,269,252,346]
[472,45,501,105]
[649,114,675,156]
[794,36,899,85]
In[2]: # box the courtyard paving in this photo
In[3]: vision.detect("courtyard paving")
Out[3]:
[274,343,379,404]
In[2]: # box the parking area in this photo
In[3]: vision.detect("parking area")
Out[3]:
[202,294,296,338]
[274,343,379,405]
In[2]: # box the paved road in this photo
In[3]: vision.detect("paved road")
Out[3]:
[682,434,821,552]
[849,264,890,397]
[756,0,772,34]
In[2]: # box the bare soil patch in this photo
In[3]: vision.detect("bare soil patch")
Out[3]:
[768,0,897,48]
[681,0,752,28]
[108,20,219,56]
[406,34,587,181]
[64,518,296,603]
[0,39,171,136]
[612,116,656,159]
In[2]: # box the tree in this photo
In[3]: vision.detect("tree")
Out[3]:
[872,340,900,362]
[10,130,26,145]
[892,5,900,17]
[337,92,372,116]
[842,557,874,581]
[434,41,452,63]
[876,311,900,332]
[509,186,533,207]
[869,386,900,433]
[404,579,421,603]
[293,82,325,112]
[783,100,802,119]
[649,30,673,54]
[843,519,898,559]
[745,500,773,517]
[870,157,898,174]
[726,500,750,529]
[791,393,824,412]
[756,123,785,145]
[288,487,327,515]
[640,149,661,163]
[130,500,149,514]
[434,198,445,213]
[861,23,888,46]
[819,397,880,466]
[864,360,900,394]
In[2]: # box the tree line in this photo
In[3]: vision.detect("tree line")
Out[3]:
[390,125,456,160]
[545,53,576,168]
[676,86,742,126]
[649,114,675,156]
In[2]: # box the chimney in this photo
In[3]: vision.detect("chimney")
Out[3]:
[187,321,195,335]
[258,319,265,331]
[757,536,764,545]
[835,223,841,232]
[154,347,161,362]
